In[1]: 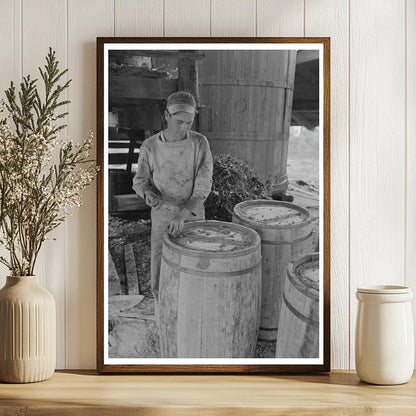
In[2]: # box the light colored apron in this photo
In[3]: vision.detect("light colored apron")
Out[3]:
[150,202,205,300]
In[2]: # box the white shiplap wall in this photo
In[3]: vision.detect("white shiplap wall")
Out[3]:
[0,0,413,370]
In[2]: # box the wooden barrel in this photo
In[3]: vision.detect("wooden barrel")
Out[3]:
[232,200,313,341]
[275,253,319,358]
[198,50,297,195]
[159,220,262,358]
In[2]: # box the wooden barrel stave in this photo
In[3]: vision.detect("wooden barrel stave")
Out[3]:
[158,258,180,358]
[173,269,261,358]
[291,234,314,259]
[258,242,291,336]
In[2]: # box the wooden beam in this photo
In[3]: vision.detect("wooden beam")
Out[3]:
[124,244,140,295]
[110,74,177,100]
[126,130,145,174]
[178,56,199,103]
[110,50,205,60]
[291,101,320,112]
[291,111,317,131]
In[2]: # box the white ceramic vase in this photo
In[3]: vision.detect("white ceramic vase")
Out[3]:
[0,276,56,383]
[355,285,414,385]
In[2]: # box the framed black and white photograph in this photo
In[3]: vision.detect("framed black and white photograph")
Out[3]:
[96,37,330,373]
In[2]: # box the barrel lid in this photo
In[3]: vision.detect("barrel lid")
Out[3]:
[357,285,411,294]
[167,220,260,255]
[233,200,311,228]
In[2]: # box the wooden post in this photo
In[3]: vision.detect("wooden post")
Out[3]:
[178,54,199,105]
[126,129,144,174]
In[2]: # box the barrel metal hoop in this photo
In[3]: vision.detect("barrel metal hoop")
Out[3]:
[259,327,278,332]
[165,242,260,259]
[200,78,294,90]
[283,293,319,328]
[261,231,313,246]
[161,255,261,277]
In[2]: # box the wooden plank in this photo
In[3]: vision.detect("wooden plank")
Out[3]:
[0,371,416,414]
[110,103,163,131]
[0,0,21,288]
[305,0,350,370]
[257,0,304,36]
[110,50,205,59]
[110,74,177,100]
[126,134,138,173]
[67,0,114,369]
[406,0,416,366]
[109,295,144,313]
[165,0,210,36]
[124,244,139,295]
[112,194,148,213]
[211,0,256,36]
[115,0,163,36]
[22,0,67,370]
[178,57,199,102]
[109,152,138,167]
[108,251,121,296]
[349,0,406,369]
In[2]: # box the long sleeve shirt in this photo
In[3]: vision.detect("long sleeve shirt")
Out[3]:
[132,130,213,214]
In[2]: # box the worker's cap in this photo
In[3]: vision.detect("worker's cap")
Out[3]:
[166,91,196,115]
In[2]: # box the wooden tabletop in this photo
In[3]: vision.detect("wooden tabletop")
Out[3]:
[0,370,415,415]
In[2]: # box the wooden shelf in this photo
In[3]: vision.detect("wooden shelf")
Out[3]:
[1,370,415,414]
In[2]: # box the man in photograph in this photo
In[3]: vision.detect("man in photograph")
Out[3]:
[132,91,213,300]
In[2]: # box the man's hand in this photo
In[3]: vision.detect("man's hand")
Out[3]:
[168,211,186,237]
[144,191,163,209]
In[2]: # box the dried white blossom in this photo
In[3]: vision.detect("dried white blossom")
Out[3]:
[0,49,97,276]
[0,106,96,276]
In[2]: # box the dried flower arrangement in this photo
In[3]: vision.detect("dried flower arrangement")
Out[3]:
[0,48,97,276]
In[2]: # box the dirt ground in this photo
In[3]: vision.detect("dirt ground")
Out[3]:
[108,126,320,359]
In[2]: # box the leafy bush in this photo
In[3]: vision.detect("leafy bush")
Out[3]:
[205,154,270,222]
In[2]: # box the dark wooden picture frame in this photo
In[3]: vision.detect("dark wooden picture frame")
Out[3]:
[97,37,330,374]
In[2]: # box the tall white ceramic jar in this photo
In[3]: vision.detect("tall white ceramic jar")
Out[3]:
[355,285,414,385]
